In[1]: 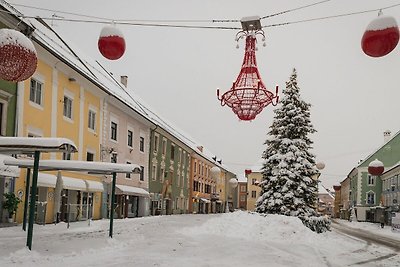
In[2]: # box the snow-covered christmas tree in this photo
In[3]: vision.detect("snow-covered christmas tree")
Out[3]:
[255,68,330,233]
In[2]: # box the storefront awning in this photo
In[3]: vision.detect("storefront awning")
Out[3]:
[37,173,57,188]
[62,176,87,191]
[0,154,20,177]
[85,180,104,192]
[115,184,150,197]
[200,198,211,203]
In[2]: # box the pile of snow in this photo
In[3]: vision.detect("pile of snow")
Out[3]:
[179,211,322,242]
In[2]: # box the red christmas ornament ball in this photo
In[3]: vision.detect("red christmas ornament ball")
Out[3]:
[361,16,399,57]
[368,159,384,176]
[98,26,126,60]
[0,29,37,82]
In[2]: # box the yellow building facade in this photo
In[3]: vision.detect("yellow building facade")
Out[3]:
[13,40,106,224]
[246,171,263,211]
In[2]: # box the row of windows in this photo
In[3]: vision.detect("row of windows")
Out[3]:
[30,79,98,131]
[151,166,188,188]
[383,192,399,206]
[193,161,212,177]
[153,135,189,165]
[30,79,146,152]
[383,175,399,192]
[110,121,145,152]
[193,180,215,194]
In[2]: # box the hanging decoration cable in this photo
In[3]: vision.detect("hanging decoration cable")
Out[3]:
[5,1,400,30]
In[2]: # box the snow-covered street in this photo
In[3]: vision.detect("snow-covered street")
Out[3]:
[0,211,399,267]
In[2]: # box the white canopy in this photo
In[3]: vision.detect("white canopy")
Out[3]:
[115,184,150,197]
[37,172,57,188]
[4,158,141,174]
[33,173,104,192]
[0,137,77,154]
[62,176,87,191]
[85,180,104,192]
[200,198,211,203]
[0,154,20,177]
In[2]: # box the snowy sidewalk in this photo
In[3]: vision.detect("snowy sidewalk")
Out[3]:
[0,212,399,266]
[333,218,400,242]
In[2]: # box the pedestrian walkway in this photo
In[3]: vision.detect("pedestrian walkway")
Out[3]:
[332,219,400,251]
[0,222,17,228]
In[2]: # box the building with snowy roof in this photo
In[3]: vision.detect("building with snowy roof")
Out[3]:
[0,1,237,224]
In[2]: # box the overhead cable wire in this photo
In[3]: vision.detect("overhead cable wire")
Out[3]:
[212,0,332,22]
[260,0,332,20]
[10,3,216,23]
[9,0,334,24]
[9,3,113,20]
[263,3,400,28]
[3,2,400,31]
[8,14,242,30]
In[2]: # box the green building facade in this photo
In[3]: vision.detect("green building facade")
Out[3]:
[148,129,191,215]
[351,131,400,221]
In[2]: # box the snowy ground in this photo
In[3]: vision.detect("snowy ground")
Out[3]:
[0,211,399,267]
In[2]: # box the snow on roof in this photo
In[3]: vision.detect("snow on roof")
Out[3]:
[62,176,87,191]
[37,172,57,188]
[0,154,20,177]
[0,137,77,153]
[356,129,400,169]
[318,182,334,198]
[85,180,104,192]
[115,184,149,197]
[237,175,247,182]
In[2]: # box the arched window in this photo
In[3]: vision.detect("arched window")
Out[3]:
[366,191,375,205]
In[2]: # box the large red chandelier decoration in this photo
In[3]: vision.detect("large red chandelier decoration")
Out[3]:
[217,16,279,121]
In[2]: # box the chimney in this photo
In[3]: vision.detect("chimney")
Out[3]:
[384,130,391,143]
[197,146,203,152]
[120,75,128,88]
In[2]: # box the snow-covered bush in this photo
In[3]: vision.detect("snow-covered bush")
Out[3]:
[299,215,331,233]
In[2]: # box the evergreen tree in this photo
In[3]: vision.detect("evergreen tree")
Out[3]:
[255,69,330,233]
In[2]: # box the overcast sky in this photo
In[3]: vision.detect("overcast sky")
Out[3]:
[10,0,400,188]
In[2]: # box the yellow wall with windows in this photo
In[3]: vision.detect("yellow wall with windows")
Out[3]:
[246,172,263,211]
[83,90,101,161]
[13,56,104,224]
[23,59,53,145]
[56,72,80,160]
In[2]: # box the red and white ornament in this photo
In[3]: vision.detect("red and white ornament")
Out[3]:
[361,15,399,57]
[98,25,126,60]
[368,159,384,176]
[0,29,37,82]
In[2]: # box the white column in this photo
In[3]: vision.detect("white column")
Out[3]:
[78,86,85,161]
[50,69,58,159]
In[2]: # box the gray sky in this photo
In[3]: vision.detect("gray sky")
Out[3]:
[11,0,400,188]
